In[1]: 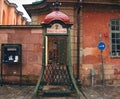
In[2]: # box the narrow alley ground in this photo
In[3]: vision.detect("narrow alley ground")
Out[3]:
[0,85,120,99]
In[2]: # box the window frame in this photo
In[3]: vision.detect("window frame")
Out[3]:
[110,19,120,58]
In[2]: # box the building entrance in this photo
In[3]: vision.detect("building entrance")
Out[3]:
[40,36,72,94]
[47,36,67,65]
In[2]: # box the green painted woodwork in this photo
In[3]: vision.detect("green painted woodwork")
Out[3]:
[67,28,80,98]
[59,39,66,65]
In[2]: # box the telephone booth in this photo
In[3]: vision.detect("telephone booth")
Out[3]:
[34,1,80,97]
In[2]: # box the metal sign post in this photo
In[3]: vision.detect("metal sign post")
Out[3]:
[98,33,106,85]
[101,50,105,84]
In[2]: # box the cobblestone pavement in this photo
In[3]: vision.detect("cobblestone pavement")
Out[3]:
[82,85,120,99]
[0,85,120,99]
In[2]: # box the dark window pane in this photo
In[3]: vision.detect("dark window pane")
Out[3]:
[116,26,119,30]
[111,20,116,25]
[111,26,115,30]
[116,33,120,38]
[112,45,115,51]
[116,39,120,44]
[117,45,120,50]
[112,39,115,44]
[116,21,119,25]
[112,33,115,38]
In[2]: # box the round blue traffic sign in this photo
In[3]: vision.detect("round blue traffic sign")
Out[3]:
[98,41,106,51]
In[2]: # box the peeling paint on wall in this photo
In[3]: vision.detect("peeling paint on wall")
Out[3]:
[83,47,100,56]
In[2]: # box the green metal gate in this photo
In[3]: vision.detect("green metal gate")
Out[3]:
[39,36,73,94]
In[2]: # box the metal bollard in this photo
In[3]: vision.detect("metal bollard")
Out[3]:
[91,69,95,87]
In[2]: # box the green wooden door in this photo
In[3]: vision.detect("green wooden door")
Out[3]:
[59,39,66,65]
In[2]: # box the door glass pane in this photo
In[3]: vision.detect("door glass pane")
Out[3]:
[48,37,67,65]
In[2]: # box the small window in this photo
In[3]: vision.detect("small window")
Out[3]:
[110,19,120,57]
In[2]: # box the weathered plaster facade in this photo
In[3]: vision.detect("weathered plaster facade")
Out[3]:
[81,3,120,85]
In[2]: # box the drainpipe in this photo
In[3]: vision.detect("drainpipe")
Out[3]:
[76,0,82,81]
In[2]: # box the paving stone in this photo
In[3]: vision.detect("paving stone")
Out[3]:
[0,85,120,99]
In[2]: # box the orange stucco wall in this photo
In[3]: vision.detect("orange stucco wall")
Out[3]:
[0,0,27,25]
[38,14,46,24]
[82,11,120,64]
[82,10,120,85]
[31,14,47,25]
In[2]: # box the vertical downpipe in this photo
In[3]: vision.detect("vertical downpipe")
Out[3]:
[76,0,81,81]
